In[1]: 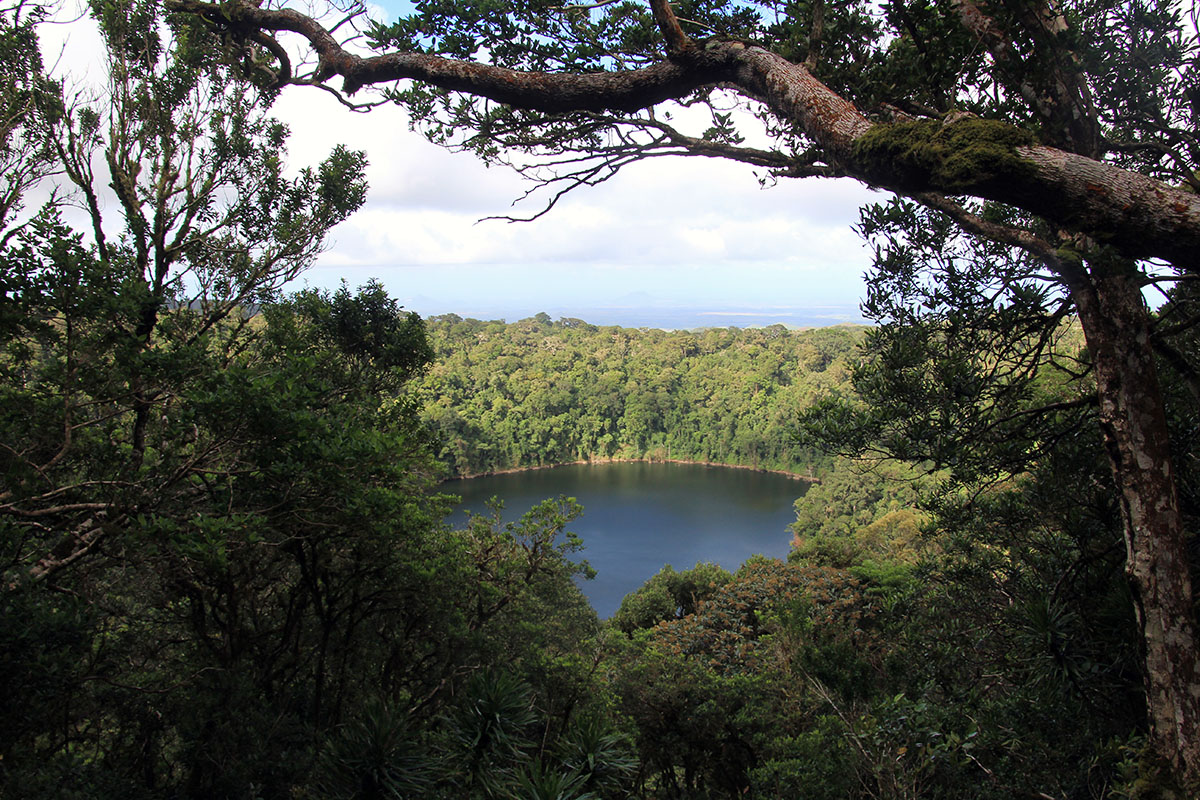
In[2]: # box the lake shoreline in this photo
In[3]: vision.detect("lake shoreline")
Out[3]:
[445,459,808,616]
[442,457,820,484]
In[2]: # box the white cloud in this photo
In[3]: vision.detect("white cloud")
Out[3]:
[32,3,876,320]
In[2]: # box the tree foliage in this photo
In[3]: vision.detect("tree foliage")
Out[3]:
[0,4,606,797]
[421,314,862,476]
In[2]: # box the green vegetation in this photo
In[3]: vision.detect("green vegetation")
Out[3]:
[420,314,862,477]
[0,4,601,797]
[4,0,1199,797]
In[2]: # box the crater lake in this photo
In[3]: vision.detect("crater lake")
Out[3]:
[445,461,812,617]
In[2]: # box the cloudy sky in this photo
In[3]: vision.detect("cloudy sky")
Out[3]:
[44,2,880,327]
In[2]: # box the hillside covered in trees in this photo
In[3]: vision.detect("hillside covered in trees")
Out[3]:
[419,314,862,477]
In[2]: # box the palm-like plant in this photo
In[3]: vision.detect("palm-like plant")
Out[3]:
[444,669,539,797]
[314,699,434,800]
[507,758,593,800]
[558,716,637,798]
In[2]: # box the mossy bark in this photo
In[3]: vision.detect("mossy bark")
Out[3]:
[851,117,1037,193]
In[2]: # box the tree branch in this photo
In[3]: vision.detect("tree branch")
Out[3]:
[1151,337,1200,405]
[28,515,118,584]
[804,0,823,71]
[168,0,1200,270]
[951,0,1099,156]
[912,191,1078,280]
[648,0,691,57]
[169,0,729,108]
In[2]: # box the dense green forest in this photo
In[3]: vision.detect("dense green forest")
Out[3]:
[3,1,1199,798]
[169,0,1200,788]
[419,313,863,477]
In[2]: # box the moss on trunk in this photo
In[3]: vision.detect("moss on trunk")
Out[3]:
[851,117,1037,193]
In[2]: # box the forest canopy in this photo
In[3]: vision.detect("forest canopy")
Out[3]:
[419,315,863,477]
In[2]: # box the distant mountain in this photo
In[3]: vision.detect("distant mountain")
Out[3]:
[410,302,869,329]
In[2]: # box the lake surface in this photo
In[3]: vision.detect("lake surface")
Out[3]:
[445,462,810,617]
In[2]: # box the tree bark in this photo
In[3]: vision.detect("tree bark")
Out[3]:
[1069,266,1200,787]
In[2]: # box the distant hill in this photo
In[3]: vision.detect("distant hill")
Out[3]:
[419,314,867,477]
[408,303,871,330]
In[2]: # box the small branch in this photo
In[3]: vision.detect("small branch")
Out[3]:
[549,0,622,11]
[804,0,824,70]
[250,30,292,89]
[3,502,112,517]
[982,394,1097,434]
[327,4,366,37]
[648,0,692,56]
[674,17,720,36]
[643,116,794,167]
[777,162,842,179]
[1105,137,1200,189]
[913,192,1079,282]
[460,108,800,220]
[28,515,118,583]
[300,80,391,111]
[1151,337,1200,405]
[1153,308,1200,339]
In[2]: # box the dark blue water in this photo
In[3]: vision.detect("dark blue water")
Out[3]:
[445,462,810,617]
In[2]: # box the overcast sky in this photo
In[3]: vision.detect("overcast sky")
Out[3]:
[44,1,879,327]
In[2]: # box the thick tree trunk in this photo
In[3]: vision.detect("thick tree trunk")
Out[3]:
[1071,267,1200,787]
